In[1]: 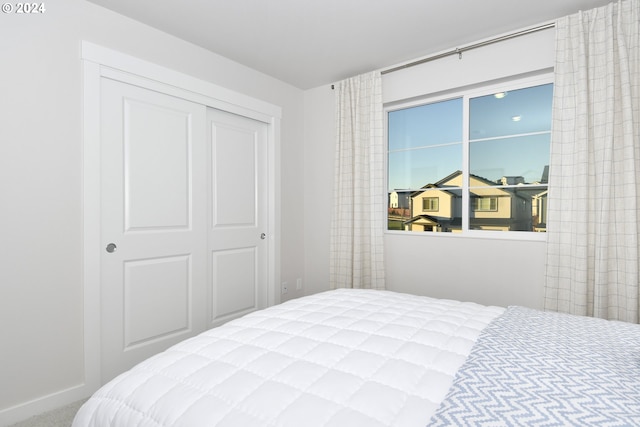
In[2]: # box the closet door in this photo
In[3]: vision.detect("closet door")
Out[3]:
[99,79,208,383]
[207,108,268,327]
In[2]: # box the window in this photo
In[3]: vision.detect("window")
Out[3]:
[422,197,439,211]
[473,197,498,212]
[387,76,552,237]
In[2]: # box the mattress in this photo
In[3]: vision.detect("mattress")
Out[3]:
[73,289,503,427]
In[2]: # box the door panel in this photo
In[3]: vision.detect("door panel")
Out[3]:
[100,79,207,383]
[208,109,268,326]
[212,123,257,226]
[124,98,191,230]
[211,248,257,319]
[123,255,191,347]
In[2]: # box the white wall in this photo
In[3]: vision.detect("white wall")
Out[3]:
[0,0,304,424]
[384,234,546,307]
[302,26,555,308]
[303,86,336,297]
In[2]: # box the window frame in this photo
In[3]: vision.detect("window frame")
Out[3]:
[384,72,553,241]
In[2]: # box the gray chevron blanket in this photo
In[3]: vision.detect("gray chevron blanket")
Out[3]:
[428,306,640,426]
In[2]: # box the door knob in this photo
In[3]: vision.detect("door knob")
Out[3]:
[260,233,266,240]
[106,243,117,253]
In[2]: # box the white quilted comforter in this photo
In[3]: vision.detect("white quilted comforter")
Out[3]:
[73,289,504,427]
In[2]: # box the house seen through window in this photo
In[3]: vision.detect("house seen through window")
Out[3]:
[387,77,552,235]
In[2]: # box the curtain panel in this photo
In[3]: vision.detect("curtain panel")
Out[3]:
[545,0,640,322]
[329,71,386,290]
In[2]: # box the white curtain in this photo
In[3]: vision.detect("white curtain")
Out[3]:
[545,0,640,323]
[329,71,386,290]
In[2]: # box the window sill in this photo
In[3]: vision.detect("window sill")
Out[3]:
[384,229,547,242]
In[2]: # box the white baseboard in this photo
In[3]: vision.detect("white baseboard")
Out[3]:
[0,383,95,427]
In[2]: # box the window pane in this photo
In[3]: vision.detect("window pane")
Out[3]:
[388,98,462,150]
[469,84,553,139]
[469,134,550,184]
[467,81,552,233]
[388,144,462,191]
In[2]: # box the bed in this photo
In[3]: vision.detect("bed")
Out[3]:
[73,289,640,426]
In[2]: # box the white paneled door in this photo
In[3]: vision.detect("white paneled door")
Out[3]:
[207,109,268,327]
[99,79,268,383]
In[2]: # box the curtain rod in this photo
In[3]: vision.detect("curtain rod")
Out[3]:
[380,22,555,76]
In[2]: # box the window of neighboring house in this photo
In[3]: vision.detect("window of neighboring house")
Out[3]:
[422,197,439,211]
[386,74,552,238]
[473,197,498,212]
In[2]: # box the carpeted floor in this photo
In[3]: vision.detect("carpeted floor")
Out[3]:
[9,399,86,427]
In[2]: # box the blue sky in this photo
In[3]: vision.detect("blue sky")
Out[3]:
[387,83,552,191]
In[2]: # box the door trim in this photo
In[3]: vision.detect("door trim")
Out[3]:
[81,41,281,394]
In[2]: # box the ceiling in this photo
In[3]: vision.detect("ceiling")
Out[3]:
[87,0,612,89]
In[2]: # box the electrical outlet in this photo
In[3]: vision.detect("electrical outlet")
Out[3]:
[296,278,302,290]
[281,281,288,294]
